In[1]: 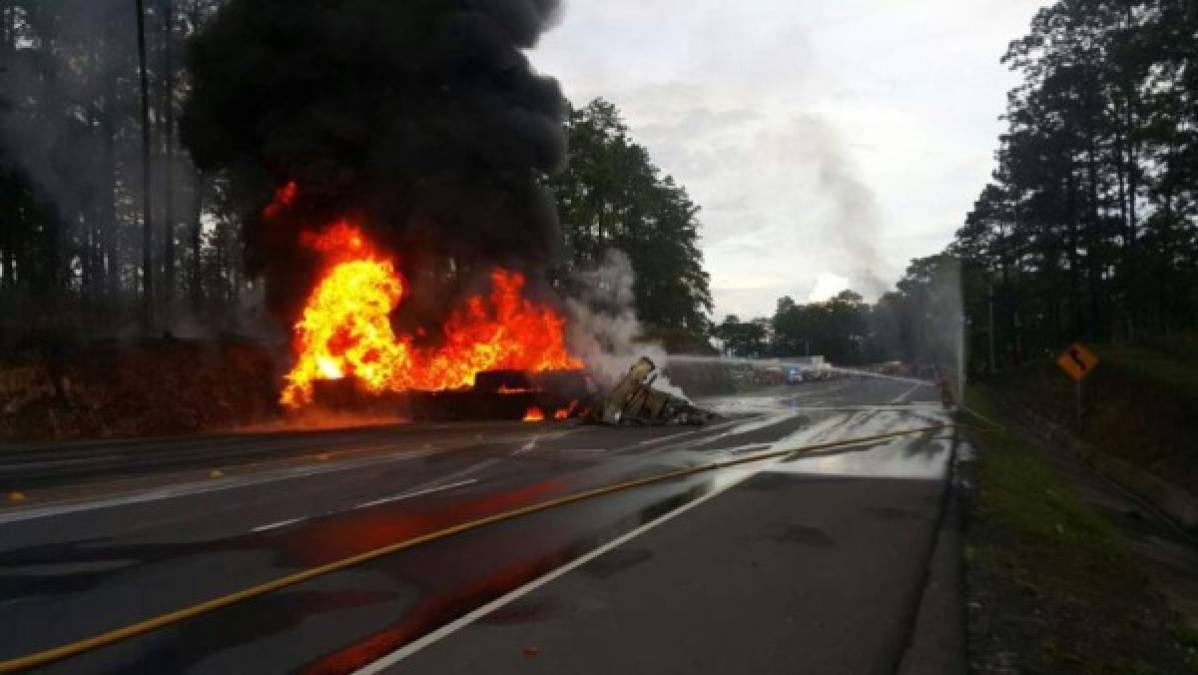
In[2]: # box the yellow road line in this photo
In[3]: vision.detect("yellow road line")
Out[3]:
[0,423,951,673]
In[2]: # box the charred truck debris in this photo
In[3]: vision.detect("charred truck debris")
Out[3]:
[309,357,715,426]
[408,369,593,422]
[589,357,716,426]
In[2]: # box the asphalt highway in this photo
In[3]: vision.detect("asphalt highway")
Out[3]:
[0,377,958,674]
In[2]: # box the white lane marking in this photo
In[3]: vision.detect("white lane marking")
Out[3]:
[640,414,800,457]
[513,435,541,455]
[779,404,938,412]
[724,443,772,456]
[354,410,865,672]
[634,428,710,447]
[353,479,478,510]
[0,444,449,525]
[251,517,307,533]
[0,455,123,471]
[891,382,926,404]
[354,457,777,674]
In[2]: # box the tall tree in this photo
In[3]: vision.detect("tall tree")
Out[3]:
[946,0,1198,370]
[551,99,713,344]
[135,0,154,329]
[160,0,176,302]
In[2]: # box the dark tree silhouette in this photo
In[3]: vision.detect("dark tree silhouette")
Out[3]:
[135,0,155,329]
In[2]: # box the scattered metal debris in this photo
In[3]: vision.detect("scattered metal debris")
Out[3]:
[590,357,715,426]
[405,369,593,422]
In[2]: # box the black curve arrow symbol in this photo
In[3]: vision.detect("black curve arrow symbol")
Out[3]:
[1069,347,1087,373]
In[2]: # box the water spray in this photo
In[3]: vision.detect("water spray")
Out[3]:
[664,354,931,386]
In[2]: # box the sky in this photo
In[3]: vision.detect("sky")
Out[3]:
[533,0,1047,321]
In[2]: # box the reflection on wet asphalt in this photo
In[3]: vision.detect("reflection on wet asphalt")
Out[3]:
[0,377,950,674]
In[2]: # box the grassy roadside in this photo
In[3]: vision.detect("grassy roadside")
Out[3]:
[963,387,1198,674]
[991,336,1198,500]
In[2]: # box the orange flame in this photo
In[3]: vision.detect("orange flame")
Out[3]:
[281,221,582,409]
[263,180,299,220]
[523,407,546,423]
[553,399,579,421]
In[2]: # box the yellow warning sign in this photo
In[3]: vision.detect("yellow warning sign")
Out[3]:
[1056,343,1099,381]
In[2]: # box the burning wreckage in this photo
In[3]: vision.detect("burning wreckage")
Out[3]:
[311,357,714,428]
[179,1,712,427]
[405,356,715,426]
[592,357,714,426]
[276,213,711,426]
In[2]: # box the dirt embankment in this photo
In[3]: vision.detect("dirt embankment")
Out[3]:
[963,389,1198,673]
[990,335,1198,501]
[0,338,283,442]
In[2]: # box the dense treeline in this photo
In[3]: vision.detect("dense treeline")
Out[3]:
[550,100,713,347]
[717,0,1198,373]
[0,3,713,347]
[954,0,1198,371]
[0,0,236,342]
[712,253,962,369]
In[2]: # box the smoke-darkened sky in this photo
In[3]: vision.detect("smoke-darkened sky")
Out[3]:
[181,0,567,321]
[534,0,1045,320]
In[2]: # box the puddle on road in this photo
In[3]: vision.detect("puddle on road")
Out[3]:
[775,432,953,480]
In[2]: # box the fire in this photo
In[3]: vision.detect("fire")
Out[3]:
[281,221,583,408]
[523,407,545,423]
[263,180,298,220]
[554,399,579,421]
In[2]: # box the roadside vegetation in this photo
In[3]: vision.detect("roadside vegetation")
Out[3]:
[954,1,1198,369]
[988,334,1198,502]
[963,388,1198,673]
[0,338,277,442]
[0,6,713,353]
[716,0,1198,376]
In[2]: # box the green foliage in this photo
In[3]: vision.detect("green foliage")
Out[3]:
[2,17,714,344]
[950,0,1198,368]
[708,0,1198,371]
[711,314,768,358]
[0,0,228,343]
[721,255,962,368]
[550,99,713,340]
[963,386,1198,674]
[771,290,869,364]
[967,387,1125,555]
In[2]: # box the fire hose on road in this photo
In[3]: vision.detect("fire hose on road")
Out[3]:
[0,423,956,673]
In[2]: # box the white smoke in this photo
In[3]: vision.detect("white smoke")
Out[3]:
[566,249,688,398]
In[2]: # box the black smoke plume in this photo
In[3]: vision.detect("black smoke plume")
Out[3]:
[180,0,566,323]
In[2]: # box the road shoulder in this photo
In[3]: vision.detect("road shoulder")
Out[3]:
[897,434,967,675]
[963,388,1198,673]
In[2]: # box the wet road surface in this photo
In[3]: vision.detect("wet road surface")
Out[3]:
[0,377,955,673]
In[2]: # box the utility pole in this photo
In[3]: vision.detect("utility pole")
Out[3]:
[988,284,996,374]
[136,0,155,331]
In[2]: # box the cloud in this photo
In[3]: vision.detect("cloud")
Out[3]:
[808,273,850,302]
[533,0,1045,319]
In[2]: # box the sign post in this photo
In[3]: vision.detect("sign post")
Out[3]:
[1055,342,1099,432]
